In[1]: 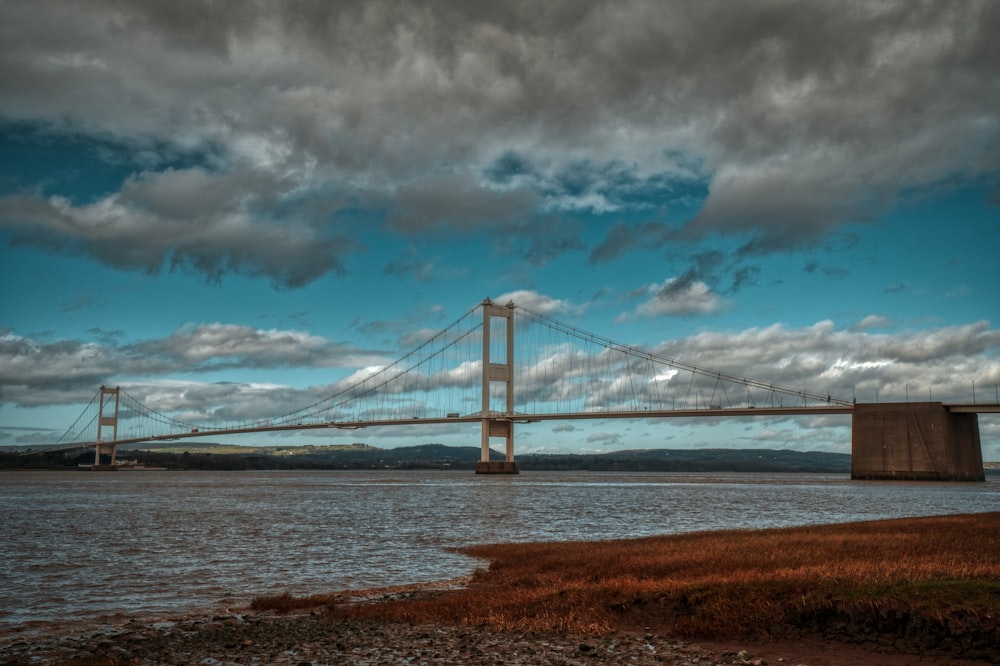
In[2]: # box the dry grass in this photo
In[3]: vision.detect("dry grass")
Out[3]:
[249,590,346,613]
[255,513,1000,648]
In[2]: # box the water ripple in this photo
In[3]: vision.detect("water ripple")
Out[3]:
[1,469,997,639]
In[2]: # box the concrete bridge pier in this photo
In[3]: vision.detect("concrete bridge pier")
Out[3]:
[476,416,519,474]
[851,402,984,481]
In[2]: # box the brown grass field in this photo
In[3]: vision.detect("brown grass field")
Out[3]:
[254,513,1000,659]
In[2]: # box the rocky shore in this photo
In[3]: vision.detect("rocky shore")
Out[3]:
[6,511,1000,666]
[1,611,779,666]
[5,605,998,665]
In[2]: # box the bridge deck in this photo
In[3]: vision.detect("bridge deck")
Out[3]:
[945,403,1000,413]
[32,403,999,453]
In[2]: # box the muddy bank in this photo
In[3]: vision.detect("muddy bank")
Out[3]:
[4,608,998,666]
[1,611,777,666]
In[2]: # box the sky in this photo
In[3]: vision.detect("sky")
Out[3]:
[1,0,998,458]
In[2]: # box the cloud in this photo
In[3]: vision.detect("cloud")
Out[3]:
[494,290,583,317]
[589,223,678,264]
[506,318,1000,414]
[626,277,726,318]
[2,0,996,284]
[803,262,851,279]
[0,335,116,404]
[354,304,455,350]
[586,431,623,447]
[0,165,358,288]
[884,281,910,294]
[499,217,588,266]
[0,325,389,407]
[5,315,998,448]
[591,227,762,296]
[851,315,893,332]
[382,249,465,282]
[726,265,761,293]
[650,320,1000,405]
[141,324,380,368]
[122,379,315,425]
[379,172,543,234]
[742,422,852,453]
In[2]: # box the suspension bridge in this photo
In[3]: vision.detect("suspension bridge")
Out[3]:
[42,299,996,480]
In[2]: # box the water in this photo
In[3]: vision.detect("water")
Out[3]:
[1,470,998,639]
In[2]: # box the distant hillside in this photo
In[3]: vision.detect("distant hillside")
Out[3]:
[520,448,851,473]
[128,445,852,472]
[118,442,378,455]
[265,443,495,468]
[2,444,852,473]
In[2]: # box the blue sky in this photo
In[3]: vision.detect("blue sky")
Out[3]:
[1,1,998,457]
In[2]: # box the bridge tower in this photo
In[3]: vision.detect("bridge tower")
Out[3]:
[851,402,984,481]
[476,299,519,474]
[93,385,120,469]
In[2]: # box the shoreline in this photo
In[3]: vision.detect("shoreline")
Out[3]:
[3,588,995,666]
[0,580,759,665]
[4,514,999,665]
[0,610,768,666]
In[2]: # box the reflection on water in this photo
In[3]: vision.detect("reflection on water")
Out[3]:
[1,470,997,636]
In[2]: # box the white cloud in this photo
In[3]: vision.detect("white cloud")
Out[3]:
[628,277,726,318]
[586,431,623,447]
[494,290,583,317]
[7,314,999,454]
[851,315,893,332]
[652,320,1000,405]
[0,324,389,409]
[7,317,997,418]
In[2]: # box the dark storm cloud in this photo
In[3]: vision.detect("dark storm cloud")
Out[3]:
[381,255,438,282]
[804,262,851,279]
[499,218,587,266]
[1,0,997,283]
[0,164,359,288]
[484,151,538,185]
[727,265,761,293]
[589,223,678,263]
[378,173,543,234]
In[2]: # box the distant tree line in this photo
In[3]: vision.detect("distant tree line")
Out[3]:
[0,448,477,471]
[0,446,869,474]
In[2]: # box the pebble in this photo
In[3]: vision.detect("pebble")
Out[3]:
[0,612,777,665]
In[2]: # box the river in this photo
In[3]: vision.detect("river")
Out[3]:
[1,469,997,639]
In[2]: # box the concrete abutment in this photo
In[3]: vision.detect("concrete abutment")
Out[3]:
[851,402,984,481]
[475,461,521,474]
